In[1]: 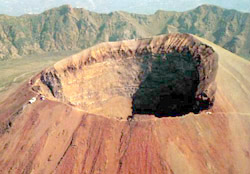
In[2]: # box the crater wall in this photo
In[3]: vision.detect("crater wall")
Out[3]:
[33,33,218,118]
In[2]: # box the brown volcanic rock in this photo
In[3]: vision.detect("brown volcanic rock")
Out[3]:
[0,33,250,174]
[36,33,218,118]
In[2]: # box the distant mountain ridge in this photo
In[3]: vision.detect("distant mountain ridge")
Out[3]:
[0,4,250,60]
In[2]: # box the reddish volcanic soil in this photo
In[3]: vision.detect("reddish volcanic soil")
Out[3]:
[0,33,250,174]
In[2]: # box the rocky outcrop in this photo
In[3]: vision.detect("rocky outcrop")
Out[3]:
[37,33,218,117]
[40,69,63,99]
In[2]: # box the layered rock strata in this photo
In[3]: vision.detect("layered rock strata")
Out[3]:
[34,33,218,117]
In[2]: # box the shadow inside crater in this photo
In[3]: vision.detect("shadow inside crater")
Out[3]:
[132,51,209,117]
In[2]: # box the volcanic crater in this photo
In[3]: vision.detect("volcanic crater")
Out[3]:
[33,33,218,118]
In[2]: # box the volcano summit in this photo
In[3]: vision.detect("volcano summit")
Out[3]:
[34,33,218,118]
[0,33,250,174]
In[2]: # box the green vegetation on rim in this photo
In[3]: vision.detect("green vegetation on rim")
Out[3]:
[0,4,250,60]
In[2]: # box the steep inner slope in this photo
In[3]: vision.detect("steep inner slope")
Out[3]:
[34,33,218,118]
